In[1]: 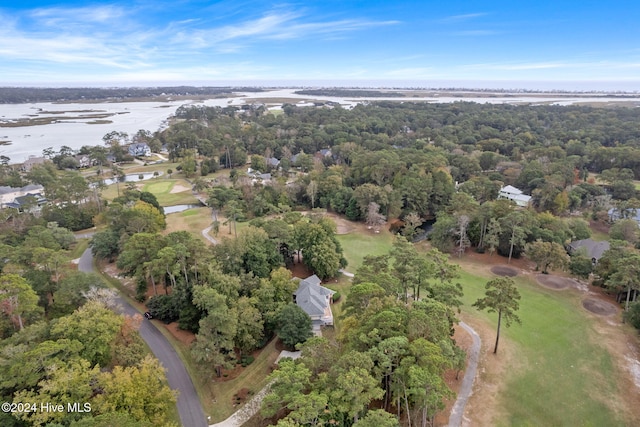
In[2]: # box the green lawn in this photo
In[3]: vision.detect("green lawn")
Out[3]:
[336,229,395,272]
[164,207,212,240]
[142,179,199,206]
[100,177,199,205]
[455,266,628,426]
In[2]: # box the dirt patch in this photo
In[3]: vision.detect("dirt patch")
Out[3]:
[582,297,618,316]
[461,250,535,273]
[233,388,252,406]
[535,274,575,290]
[320,212,357,234]
[100,261,137,294]
[163,321,196,345]
[490,266,519,277]
[289,256,314,279]
[589,219,610,235]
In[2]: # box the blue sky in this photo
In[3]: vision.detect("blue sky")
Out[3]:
[1,1,639,90]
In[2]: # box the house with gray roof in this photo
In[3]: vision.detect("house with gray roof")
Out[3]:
[293,275,335,327]
[266,157,280,168]
[0,184,45,209]
[567,238,610,264]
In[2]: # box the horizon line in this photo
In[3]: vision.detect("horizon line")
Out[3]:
[2,79,640,93]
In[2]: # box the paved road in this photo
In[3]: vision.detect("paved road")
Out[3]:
[448,321,481,427]
[79,248,207,427]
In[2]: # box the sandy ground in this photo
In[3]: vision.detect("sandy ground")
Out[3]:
[170,183,191,193]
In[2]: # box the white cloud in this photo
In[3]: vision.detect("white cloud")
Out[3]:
[172,10,399,48]
[0,4,402,67]
[29,5,128,27]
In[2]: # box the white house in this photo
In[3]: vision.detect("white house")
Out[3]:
[293,275,335,327]
[498,185,532,207]
[608,208,640,226]
[128,143,151,157]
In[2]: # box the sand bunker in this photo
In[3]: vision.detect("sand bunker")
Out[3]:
[582,298,617,316]
[490,266,519,277]
[535,274,577,290]
[170,183,191,193]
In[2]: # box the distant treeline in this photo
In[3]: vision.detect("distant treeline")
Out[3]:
[0,86,263,104]
[294,89,406,97]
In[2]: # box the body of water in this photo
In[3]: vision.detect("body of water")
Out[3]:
[3,89,640,163]
[164,204,203,214]
[98,172,161,186]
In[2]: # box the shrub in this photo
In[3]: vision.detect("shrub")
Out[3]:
[569,255,592,279]
[147,294,181,323]
[240,355,255,367]
[623,301,640,329]
[332,291,341,302]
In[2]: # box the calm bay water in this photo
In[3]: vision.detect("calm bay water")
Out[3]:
[2,89,640,163]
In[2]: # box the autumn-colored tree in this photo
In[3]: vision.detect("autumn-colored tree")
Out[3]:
[93,355,177,425]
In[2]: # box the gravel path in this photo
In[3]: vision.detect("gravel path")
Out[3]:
[201,225,219,245]
[448,321,481,427]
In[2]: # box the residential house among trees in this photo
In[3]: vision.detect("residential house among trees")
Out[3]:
[567,238,610,264]
[266,157,280,168]
[0,184,45,209]
[293,275,336,328]
[608,208,640,225]
[498,185,532,207]
[74,154,94,168]
[128,143,151,157]
[20,156,46,172]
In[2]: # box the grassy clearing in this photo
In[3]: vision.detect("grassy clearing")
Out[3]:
[69,238,89,259]
[589,227,610,242]
[142,179,199,206]
[336,229,394,272]
[454,262,627,426]
[164,207,212,241]
[100,177,199,205]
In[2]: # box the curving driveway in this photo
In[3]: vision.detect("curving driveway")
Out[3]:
[78,248,207,427]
